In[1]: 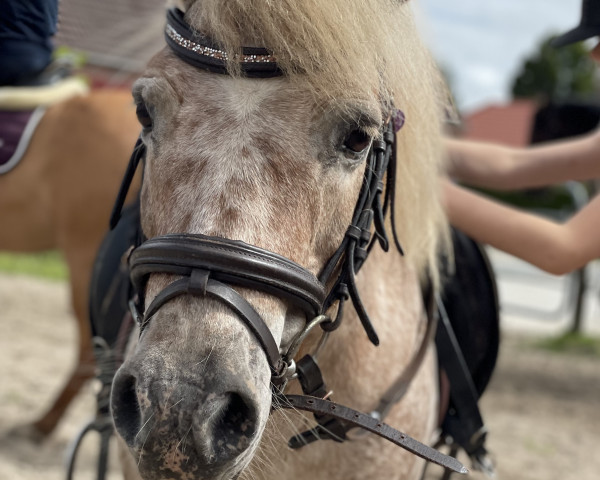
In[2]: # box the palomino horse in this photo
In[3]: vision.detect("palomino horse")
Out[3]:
[0,89,139,437]
[110,1,455,479]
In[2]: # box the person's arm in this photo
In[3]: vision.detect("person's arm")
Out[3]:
[446,129,600,190]
[443,180,600,275]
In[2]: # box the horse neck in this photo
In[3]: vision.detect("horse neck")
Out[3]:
[317,246,427,411]
[255,248,435,480]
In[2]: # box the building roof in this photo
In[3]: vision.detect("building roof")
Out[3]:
[460,100,538,147]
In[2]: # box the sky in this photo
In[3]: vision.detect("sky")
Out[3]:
[414,0,583,113]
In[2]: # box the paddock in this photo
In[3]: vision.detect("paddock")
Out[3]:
[0,260,598,480]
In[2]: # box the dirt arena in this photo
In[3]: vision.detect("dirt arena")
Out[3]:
[1,272,598,480]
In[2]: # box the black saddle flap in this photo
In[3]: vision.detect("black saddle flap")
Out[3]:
[436,228,500,454]
[89,199,140,348]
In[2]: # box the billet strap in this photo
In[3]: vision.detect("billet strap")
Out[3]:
[165,8,283,78]
[276,394,468,474]
[436,299,493,474]
[129,233,325,318]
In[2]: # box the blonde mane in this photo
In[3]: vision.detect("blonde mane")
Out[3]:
[182,0,450,285]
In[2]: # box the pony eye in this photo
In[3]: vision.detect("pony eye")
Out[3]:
[343,129,371,153]
[136,102,153,130]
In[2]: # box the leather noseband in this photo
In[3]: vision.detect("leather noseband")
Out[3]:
[129,233,325,378]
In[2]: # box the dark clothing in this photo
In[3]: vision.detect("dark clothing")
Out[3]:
[0,1,58,85]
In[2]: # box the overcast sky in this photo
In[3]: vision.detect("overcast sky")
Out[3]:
[414,0,583,113]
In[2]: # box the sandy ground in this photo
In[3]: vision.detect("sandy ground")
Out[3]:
[0,272,599,480]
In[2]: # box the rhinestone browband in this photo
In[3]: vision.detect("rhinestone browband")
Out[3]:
[165,8,283,78]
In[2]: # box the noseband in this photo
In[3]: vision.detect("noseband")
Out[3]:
[109,7,466,474]
[129,233,325,377]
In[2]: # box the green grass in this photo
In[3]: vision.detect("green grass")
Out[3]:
[0,251,68,281]
[535,332,600,357]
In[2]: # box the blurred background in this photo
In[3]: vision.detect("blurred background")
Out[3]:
[420,3,600,479]
[418,0,600,335]
[52,0,164,86]
[1,1,599,480]
[419,0,584,112]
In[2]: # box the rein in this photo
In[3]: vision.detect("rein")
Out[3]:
[109,7,467,475]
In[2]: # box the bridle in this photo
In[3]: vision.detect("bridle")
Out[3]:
[110,7,467,475]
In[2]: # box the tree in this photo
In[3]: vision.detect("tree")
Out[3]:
[511,35,598,103]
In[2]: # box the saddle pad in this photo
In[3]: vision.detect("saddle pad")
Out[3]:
[0,107,46,175]
[0,77,88,110]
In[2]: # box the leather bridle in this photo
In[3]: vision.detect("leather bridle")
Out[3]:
[129,233,325,379]
[109,7,467,475]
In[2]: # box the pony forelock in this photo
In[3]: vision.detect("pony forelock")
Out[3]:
[181,0,450,286]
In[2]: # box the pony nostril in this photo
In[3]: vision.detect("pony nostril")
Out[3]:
[214,392,257,447]
[110,371,142,447]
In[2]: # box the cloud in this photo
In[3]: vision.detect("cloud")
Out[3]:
[415,0,582,112]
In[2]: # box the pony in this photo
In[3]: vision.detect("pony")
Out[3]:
[0,89,140,438]
[110,1,451,479]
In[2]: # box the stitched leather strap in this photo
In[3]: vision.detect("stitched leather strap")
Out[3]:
[165,8,283,78]
[287,283,438,451]
[109,138,144,230]
[318,122,401,346]
[130,234,326,318]
[142,271,283,375]
[129,234,327,377]
[277,395,468,474]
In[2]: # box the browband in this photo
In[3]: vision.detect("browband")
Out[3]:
[165,8,283,78]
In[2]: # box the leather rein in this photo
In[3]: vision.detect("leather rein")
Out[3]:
[109,8,467,475]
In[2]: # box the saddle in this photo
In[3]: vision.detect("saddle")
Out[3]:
[434,228,500,476]
[65,198,141,480]
[0,75,88,175]
[0,75,88,111]
[0,108,46,175]
[88,198,141,352]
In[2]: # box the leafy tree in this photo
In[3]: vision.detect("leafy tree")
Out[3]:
[511,35,598,103]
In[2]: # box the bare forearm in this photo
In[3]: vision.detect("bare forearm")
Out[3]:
[445,138,517,189]
[445,131,600,190]
[444,181,600,275]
